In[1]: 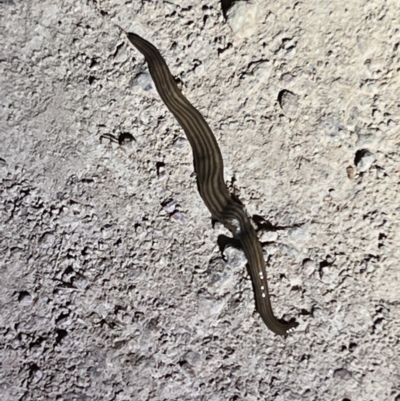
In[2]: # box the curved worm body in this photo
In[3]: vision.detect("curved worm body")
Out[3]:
[127,33,296,335]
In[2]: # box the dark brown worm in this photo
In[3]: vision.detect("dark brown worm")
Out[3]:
[126,32,296,335]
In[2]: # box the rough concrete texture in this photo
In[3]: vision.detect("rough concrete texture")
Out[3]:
[1,0,399,400]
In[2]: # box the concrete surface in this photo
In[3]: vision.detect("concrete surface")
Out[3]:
[1,0,399,400]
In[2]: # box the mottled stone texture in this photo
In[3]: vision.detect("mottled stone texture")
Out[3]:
[1,0,399,400]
